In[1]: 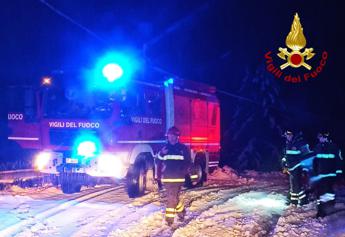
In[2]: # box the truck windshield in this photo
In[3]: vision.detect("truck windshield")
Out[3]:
[43,88,114,119]
[7,86,36,120]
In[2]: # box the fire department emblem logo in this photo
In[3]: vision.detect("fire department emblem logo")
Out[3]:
[277,13,315,70]
[265,13,328,83]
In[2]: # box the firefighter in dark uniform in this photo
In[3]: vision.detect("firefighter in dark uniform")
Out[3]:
[156,126,192,225]
[282,130,309,206]
[312,132,343,217]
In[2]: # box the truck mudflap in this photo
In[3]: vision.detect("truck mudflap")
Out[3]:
[59,172,84,194]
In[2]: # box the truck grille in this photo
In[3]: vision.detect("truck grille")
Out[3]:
[49,129,97,147]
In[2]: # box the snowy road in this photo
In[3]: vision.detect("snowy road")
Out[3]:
[0,168,344,237]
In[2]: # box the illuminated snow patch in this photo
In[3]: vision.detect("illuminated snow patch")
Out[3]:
[229,191,287,214]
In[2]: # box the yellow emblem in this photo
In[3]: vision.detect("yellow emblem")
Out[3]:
[278,13,315,70]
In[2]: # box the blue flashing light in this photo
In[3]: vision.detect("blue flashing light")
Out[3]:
[73,134,102,160]
[77,141,97,157]
[84,49,142,91]
[164,78,174,87]
[102,63,124,82]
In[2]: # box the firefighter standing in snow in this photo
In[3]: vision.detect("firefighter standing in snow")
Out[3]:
[282,130,309,205]
[157,126,191,225]
[312,132,343,217]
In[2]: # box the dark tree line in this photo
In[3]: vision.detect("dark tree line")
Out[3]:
[220,64,288,171]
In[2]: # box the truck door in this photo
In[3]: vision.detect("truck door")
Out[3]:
[191,99,208,146]
[115,85,165,142]
[7,86,41,150]
[207,102,221,167]
[174,95,191,144]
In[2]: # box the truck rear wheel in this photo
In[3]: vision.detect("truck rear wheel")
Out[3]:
[186,158,206,188]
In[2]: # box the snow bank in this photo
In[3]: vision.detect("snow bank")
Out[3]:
[208,166,254,184]
[323,206,345,237]
[272,203,326,237]
[272,202,345,237]
[244,170,285,178]
[4,185,62,198]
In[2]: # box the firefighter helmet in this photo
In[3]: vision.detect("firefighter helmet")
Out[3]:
[317,131,330,139]
[167,126,181,136]
[282,130,293,138]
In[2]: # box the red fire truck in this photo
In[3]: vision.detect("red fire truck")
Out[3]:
[7,76,220,196]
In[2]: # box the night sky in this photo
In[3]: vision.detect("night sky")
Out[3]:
[1,1,344,153]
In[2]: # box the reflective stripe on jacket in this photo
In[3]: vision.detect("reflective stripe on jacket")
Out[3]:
[157,142,192,182]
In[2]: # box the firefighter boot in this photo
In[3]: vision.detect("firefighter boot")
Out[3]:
[316,203,326,218]
[157,179,163,191]
[299,195,309,206]
[177,209,186,221]
[165,207,175,226]
[289,192,298,206]
[165,217,174,226]
[290,198,298,206]
[175,201,185,221]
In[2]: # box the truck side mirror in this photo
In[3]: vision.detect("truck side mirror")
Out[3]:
[24,88,37,122]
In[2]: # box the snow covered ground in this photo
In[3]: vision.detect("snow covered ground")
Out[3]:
[0,167,344,237]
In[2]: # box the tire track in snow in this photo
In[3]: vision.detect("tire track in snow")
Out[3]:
[107,183,282,237]
[2,181,287,237]
[87,184,253,236]
[172,184,287,237]
[4,184,119,201]
[70,191,164,237]
[0,186,122,237]
[71,184,249,237]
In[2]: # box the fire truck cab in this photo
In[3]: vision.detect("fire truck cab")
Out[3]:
[7,77,220,197]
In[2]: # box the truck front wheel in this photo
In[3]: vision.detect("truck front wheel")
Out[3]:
[60,173,82,194]
[126,162,146,198]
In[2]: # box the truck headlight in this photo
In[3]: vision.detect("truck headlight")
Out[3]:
[35,152,52,170]
[97,153,127,179]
